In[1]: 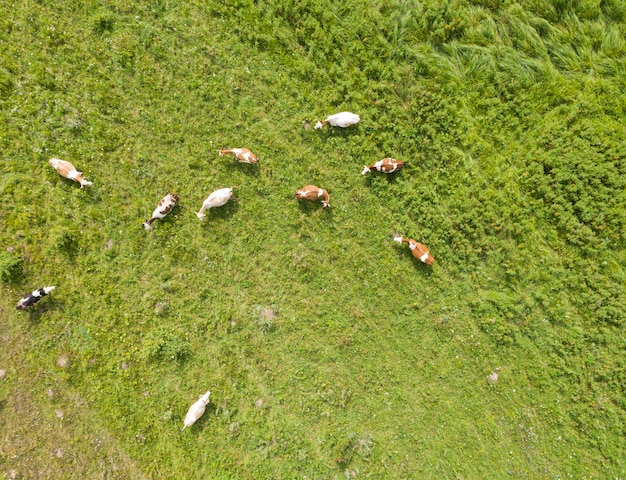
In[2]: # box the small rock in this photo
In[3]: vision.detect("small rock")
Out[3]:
[52,448,64,458]
[6,246,15,252]
[254,398,263,408]
[45,388,56,398]
[55,409,64,420]
[56,354,70,369]
[8,469,19,480]
[487,367,501,384]
[120,361,130,370]
[258,308,276,322]
[0,369,7,380]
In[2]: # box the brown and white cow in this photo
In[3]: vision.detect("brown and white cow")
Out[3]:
[393,234,434,265]
[362,158,404,175]
[144,193,179,230]
[295,185,330,209]
[49,158,92,188]
[219,148,258,164]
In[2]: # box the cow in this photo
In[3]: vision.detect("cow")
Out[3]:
[219,148,258,164]
[49,158,92,188]
[362,158,404,175]
[182,391,211,431]
[16,286,56,310]
[144,193,179,230]
[393,234,434,265]
[196,188,235,220]
[295,185,330,209]
[314,112,360,129]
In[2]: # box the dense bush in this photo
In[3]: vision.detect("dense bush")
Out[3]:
[522,105,626,248]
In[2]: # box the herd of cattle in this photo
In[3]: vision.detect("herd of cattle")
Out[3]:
[14,111,434,429]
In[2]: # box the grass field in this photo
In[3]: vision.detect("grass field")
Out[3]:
[1,1,625,478]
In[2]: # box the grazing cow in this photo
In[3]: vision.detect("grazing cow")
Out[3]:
[393,234,434,266]
[16,286,55,310]
[314,112,360,129]
[144,193,179,230]
[182,391,211,431]
[49,158,92,188]
[362,158,405,175]
[295,185,330,209]
[196,187,235,220]
[219,148,258,164]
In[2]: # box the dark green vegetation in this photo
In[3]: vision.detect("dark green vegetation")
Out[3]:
[1,0,625,478]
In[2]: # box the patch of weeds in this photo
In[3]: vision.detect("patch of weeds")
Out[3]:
[256,435,277,459]
[334,433,374,470]
[478,317,518,347]
[422,0,468,44]
[228,421,240,437]
[0,67,14,99]
[140,326,191,363]
[92,11,116,35]
[519,422,539,454]
[316,382,353,409]
[70,325,96,356]
[254,304,278,334]
[154,301,168,315]
[0,250,22,283]
[215,400,238,424]
[49,227,79,260]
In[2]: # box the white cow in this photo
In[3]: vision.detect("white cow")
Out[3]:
[314,112,360,129]
[196,188,235,220]
[182,391,211,431]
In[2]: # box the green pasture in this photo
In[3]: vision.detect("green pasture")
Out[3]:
[1,1,624,478]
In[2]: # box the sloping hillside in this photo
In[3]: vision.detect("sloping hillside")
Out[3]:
[1,1,624,478]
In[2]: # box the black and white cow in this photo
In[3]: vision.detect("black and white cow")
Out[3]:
[16,286,56,310]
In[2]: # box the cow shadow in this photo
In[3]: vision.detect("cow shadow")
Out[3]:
[199,200,239,224]
[363,171,402,187]
[225,161,261,178]
[296,198,333,218]
[393,248,434,276]
[22,297,63,324]
[315,124,361,141]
